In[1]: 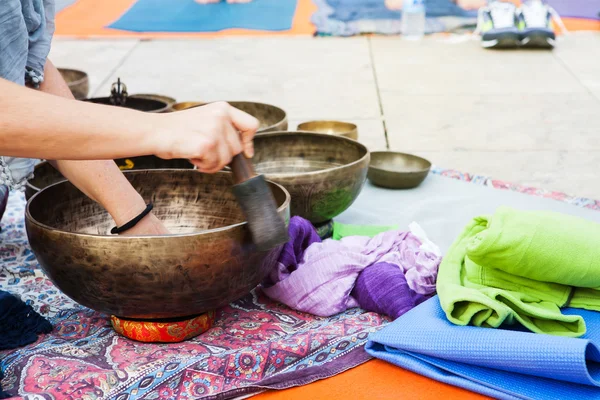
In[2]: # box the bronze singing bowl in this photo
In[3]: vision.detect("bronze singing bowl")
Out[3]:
[171,101,288,133]
[84,97,170,113]
[297,121,358,140]
[171,101,205,111]
[26,170,291,319]
[367,151,431,189]
[130,94,177,111]
[253,132,369,224]
[25,158,194,201]
[58,68,89,100]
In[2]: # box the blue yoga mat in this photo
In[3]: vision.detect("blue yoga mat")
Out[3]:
[108,0,298,33]
[366,297,600,400]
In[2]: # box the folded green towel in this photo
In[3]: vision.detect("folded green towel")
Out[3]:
[437,206,600,337]
[332,222,399,240]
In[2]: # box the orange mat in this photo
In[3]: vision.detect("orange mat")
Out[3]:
[55,0,317,38]
[253,359,490,400]
[55,0,597,38]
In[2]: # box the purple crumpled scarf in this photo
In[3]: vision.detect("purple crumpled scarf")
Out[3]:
[262,217,441,317]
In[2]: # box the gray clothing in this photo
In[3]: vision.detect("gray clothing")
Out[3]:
[0,0,55,190]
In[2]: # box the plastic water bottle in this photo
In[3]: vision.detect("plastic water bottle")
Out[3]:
[401,0,426,40]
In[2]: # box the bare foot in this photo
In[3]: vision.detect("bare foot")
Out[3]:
[385,0,403,11]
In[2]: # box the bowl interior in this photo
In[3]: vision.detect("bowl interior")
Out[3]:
[131,94,176,106]
[370,152,431,173]
[28,170,288,236]
[85,97,168,112]
[229,102,286,131]
[253,132,367,175]
[297,120,357,135]
[58,68,87,86]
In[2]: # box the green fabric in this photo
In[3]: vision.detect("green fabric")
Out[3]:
[437,206,600,337]
[331,222,398,240]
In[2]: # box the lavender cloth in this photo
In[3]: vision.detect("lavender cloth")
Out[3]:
[262,218,441,317]
[351,262,430,319]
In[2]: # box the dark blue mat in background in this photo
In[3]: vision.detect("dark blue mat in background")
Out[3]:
[108,0,298,33]
[367,297,600,400]
[325,0,476,21]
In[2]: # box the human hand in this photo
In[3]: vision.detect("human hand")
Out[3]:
[154,102,259,173]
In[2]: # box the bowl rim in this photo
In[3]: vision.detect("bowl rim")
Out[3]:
[253,131,370,178]
[25,169,291,240]
[57,68,88,86]
[368,151,432,174]
[169,101,288,131]
[296,120,358,133]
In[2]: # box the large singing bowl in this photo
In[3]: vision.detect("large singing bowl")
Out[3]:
[25,158,194,200]
[25,170,291,319]
[253,132,369,224]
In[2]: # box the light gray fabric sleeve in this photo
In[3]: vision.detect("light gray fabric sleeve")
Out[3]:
[0,0,55,86]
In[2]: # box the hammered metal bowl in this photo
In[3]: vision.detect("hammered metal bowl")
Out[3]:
[58,68,89,100]
[367,151,431,189]
[25,158,194,200]
[171,101,205,112]
[131,94,177,111]
[297,121,358,140]
[253,132,369,224]
[26,170,291,319]
[84,96,170,113]
[171,101,288,133]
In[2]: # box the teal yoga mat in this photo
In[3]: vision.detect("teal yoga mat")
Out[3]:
[366,297,600,400]
[109,0,298,33]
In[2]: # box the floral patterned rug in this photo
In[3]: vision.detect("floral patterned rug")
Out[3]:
[1,168,599,399]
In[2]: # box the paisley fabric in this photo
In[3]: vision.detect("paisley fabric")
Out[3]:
[1,168,599,399]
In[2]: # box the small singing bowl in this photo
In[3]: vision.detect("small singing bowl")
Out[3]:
[253,132,369,224]
[58,68,89,100]
[25,170,291,319]
[171,101,205,112]
[84,97,170,113]
[25,158,194,200]
[367,151,431,189]
[131,94,177,111]
[171,101,288,133]
[297,121,358,140]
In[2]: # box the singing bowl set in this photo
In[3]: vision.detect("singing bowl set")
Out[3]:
[297,121,359,141]
[26,170,291,319]
[171,101,288,133]
[58,68,89,100]
[253,132,370,224]
[25,93,369,328]
[367,151,431,189]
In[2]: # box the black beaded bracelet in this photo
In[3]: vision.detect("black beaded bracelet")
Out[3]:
[111,203,154,234]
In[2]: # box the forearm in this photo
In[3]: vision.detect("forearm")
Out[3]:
[41,60,147,226]
[0,75,160,160]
